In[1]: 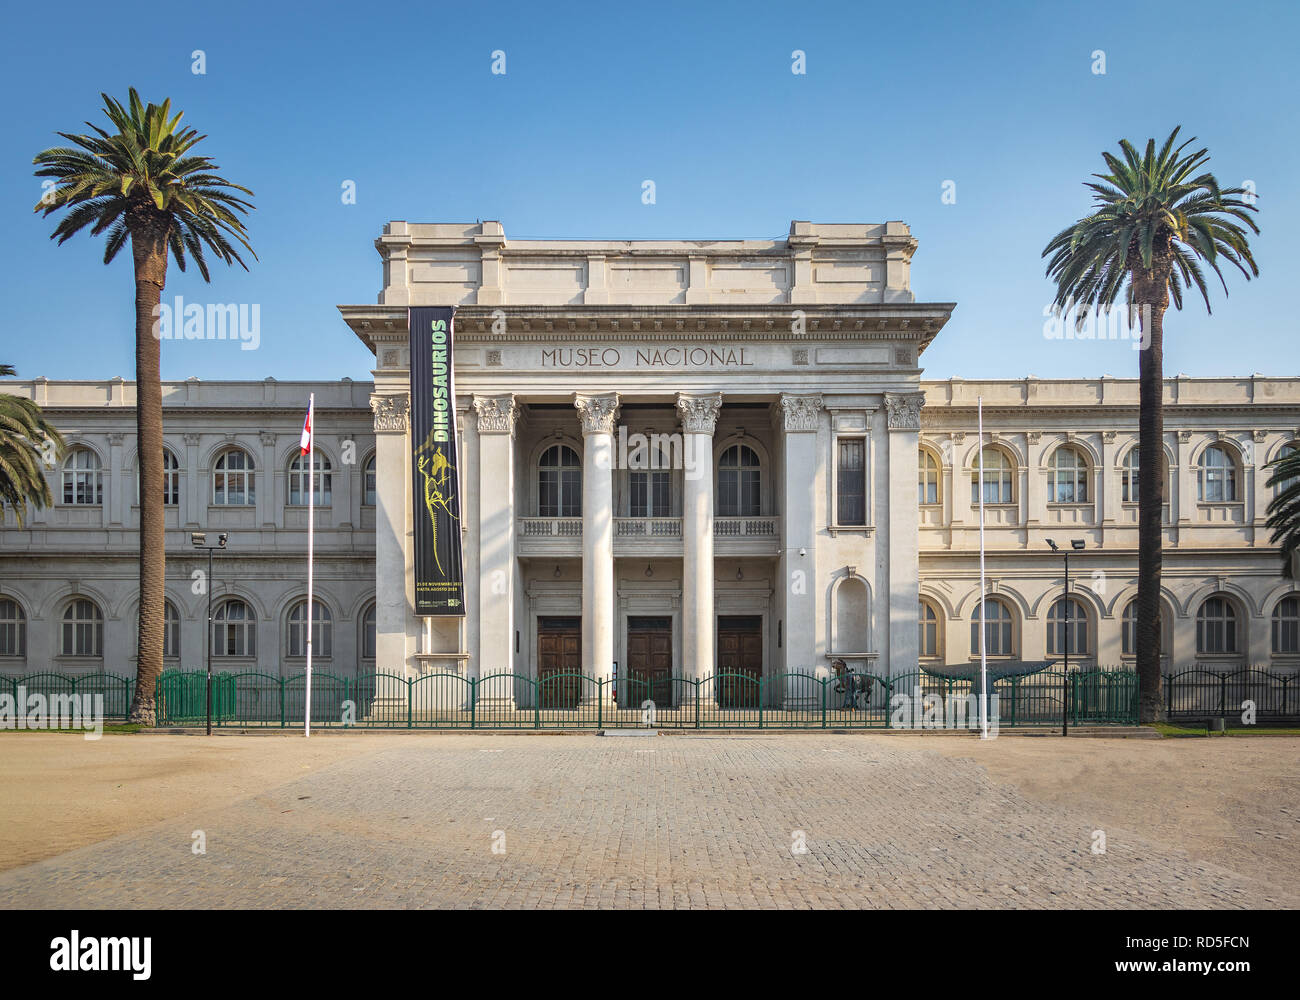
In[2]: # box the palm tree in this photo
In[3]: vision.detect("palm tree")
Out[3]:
[1265,448,1300,578]
[34,89,255,724]
[1043,129,1258,723]
[0,365,65,525]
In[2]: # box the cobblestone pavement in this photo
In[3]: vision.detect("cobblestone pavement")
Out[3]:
[3,734,1294,909]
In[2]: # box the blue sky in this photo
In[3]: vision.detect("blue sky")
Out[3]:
[2,0,1295,383]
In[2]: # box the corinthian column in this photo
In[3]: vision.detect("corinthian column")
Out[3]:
[574,392,620,696]
[369,392,412,691]
[677,392,722,684]
[474,393,521,705]
[778,394,823,689]
[884,392,926,680]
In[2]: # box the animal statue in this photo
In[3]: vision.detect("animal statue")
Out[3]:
[831,658,876,710]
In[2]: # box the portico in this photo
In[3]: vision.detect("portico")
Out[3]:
[340,220,955,701]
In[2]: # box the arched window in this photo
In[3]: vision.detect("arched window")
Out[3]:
[213,448,255,506]
[1198,445,1238,502]
[163,599,180,659]
[62,448,103,505]
[1122,599,1167,657]
[1273,595,1300,655]
[1121,448,1140,503]
[138,448,182,506]
[287,599,332,658]
[970,448,1014,505]
[61,598,103,657]
[288,453,332,506]
[1196,596,1238,654]
[1121,447,1171,504]
[918,599,940,659]
[1047,596,1090,656]
[1048,447,1088,503]
[363,454,377,506]
[1275,443,1299,496]
[717,444,761,517]
[918,448,941,506]
[0,598,27,657]
[538,444,581,517]
[213,598,256,657]
[970,597,1014,657]
[361,603,377,661]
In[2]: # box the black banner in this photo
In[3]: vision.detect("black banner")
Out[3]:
[409,306,465,616]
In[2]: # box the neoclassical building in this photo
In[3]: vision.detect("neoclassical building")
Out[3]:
[1,221,1297,688]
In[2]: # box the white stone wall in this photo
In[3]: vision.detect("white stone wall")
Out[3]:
[0,380,376,678]
[919,377,1300,674]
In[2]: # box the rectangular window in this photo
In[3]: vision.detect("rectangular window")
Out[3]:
[539,470,580,518]
[630,470,671,517]
[837,439,866,526]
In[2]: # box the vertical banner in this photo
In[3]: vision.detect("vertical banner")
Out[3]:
[409,306,466,616]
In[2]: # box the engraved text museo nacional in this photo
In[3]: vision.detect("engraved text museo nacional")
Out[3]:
[540,346,755,368]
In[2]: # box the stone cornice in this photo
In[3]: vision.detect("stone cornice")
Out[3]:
[340,303,956,354]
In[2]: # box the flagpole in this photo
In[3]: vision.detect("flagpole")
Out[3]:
[305,392,314,738]
[977,396,989,739]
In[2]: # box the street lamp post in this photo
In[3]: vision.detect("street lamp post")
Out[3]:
[1047,538,1085,736]
[191,532,228,736]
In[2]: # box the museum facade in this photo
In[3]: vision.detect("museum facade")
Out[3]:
[1,221,1298,686]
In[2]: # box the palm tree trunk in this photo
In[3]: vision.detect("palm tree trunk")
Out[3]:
[127,221,169,725]
[1135,279,1168,724]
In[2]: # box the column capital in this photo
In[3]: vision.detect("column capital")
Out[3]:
[779,393,824,433]
[370,393,409,433]
[573,392,620,436]
[884,391,926,432]
[676,392,722,435]
[472,393,521,436]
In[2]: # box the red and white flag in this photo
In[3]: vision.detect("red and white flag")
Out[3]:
[300,404,312,455]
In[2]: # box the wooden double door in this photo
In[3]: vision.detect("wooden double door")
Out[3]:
[625,616,673,706]
[537,616,581,708]
[716,615,763,707]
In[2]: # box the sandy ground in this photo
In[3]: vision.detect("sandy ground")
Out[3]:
[0,731,1296,888]
[922,734,1300,889]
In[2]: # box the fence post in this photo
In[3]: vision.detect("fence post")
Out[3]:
[1284,676,1290,717]
[279,677,285,728]
[1166,671,1174,718]
[470,676,477,730]
[597,676,603,731]
[1219,672,1227,720]
[534,677,540,730]
[694,677,701,730]
[1009,677,1018,728]
[407,676,412,729]
[758,677,764,730]
[821,676,827,729]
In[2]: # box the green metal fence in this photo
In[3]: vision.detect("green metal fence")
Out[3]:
[1165,667,1296,723]
[140,665,1139,729]
[12,665,1298,729]
[0,672,135,720]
